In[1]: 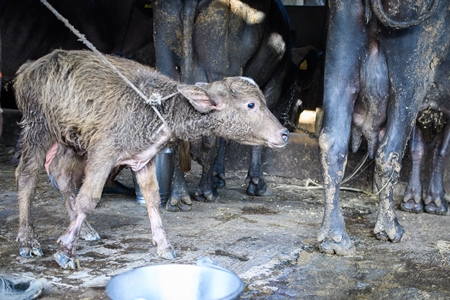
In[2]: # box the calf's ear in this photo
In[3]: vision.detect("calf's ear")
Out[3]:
[177,84,218,113]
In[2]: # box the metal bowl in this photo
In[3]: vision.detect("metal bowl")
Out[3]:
[106,261,245,300]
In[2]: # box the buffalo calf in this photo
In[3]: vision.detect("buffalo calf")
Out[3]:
[14,49,289,269]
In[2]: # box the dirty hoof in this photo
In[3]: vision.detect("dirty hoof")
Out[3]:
[194,188,218,202]
[424,201,448,215]
[374,224,405,243]
[165,198,192,212]
[54,252,78,269]
[79,221,101,241]
[213,172,226,189]
[19,243,43,258]
[319,235,355,256]
[400,199,424,213]
[246,180,272,197]
[157,249,176,260]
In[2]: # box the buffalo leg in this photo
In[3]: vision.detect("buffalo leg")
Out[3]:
[166,141,192,212]
[246,145,271,196]
[135,161,175,259]
[372,80,416,242]
[212,138,228,189]
[317,0,366,255]
[373,150,404,242]
[424,124,450,214]
[193,135,219,202]
[372,5,447,240]
[401,125,425,213]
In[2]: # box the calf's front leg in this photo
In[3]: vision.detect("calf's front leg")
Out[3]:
[135,161,175,259]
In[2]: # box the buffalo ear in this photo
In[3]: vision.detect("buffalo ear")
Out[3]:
[177,83,218,113]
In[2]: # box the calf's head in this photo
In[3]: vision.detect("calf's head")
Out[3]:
[177,76,289,148]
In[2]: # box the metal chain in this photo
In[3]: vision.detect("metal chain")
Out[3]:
[279,81,320,141]
[279,80,298,126]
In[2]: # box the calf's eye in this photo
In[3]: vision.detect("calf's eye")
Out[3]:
[248,103,255,109]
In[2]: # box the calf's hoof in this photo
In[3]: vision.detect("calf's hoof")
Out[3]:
[400,199,424,213]
[157,248,176,260]
[54,252,78,269]
[79,221,101,241]
[19,241,43,258]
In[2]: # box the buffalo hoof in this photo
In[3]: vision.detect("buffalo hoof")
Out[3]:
[374,223,405,243]
[400,199,424,213]
[319,233,355,256]
[213,173,226,189]
[165,198,192,212]
[79,221,101,241]
[54,252,78,269]
[424,198,448,215]
[194,188,218,202]
[19,242,43,258]
[157,248,176,260]
[246,180,272,197]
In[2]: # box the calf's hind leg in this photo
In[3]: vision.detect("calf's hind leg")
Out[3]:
[16,141,49,258]
[49,145,101,240]
[54,158,113,269]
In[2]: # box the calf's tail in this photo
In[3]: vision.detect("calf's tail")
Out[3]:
[179,140,191,173]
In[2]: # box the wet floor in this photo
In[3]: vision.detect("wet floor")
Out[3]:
[1,144,450,299]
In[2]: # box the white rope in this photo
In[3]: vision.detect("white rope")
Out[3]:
[39,0,172,132]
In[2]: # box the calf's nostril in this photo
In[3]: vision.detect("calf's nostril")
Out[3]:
[282,129,290,143]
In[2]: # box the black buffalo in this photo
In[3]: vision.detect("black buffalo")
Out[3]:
[319,0,449,255]
[152,0,309,211]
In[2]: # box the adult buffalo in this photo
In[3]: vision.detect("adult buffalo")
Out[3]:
[319,0,449,255]
[152,0,305,211]
[401,88,450,215]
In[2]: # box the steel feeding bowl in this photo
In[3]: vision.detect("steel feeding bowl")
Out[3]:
[106,259,245,300]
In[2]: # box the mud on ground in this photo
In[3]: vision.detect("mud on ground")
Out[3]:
[1,144,450,299]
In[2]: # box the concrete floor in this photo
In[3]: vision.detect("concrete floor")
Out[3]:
[1,110,450,299]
